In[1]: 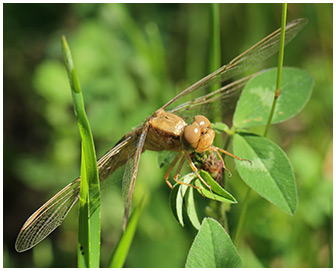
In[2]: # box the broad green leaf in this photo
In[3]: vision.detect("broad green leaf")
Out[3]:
[233,133,297,215]
[109,199,146,268]
[194,170,237,203]
[233,67,314,128]
[185,218,243,268]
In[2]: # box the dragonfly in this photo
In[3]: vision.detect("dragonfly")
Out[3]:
[15,18,307,252]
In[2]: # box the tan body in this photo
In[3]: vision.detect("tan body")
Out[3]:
[145,109,187,152]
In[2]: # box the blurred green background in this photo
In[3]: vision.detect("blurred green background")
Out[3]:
[3,3,332,268]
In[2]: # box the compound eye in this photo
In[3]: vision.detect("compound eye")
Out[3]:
[184,122,201,148]
[195,115,211,129]
[196,129,215,152]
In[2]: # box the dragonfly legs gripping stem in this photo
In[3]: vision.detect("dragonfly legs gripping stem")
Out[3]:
[173,154,201,190]
[184,152,215,199]
[213,146,252,165]
[165,150,219,194]
[209,146,252,178]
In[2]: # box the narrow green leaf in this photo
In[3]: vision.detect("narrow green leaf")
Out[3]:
[194,170,237,203]
[169,174,196,227]
[176,174,194,226]
[170,171,237,228]
[109,199,146,268]
[62,36,101,267]
[233,132,297,215]
[169,184,180,223]
[233,67,314,128]
[185,218,243,268]
[185,187,201,230]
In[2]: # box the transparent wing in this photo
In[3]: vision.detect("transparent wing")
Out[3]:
[121,122,149,229]
[15,129,142,252]
[169,73,257,123]
[15,179,81,252]
[162,18,307,111]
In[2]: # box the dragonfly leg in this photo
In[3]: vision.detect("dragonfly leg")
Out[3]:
[164,152,182,189]
[172,155,201,190]
[184,152,215,198]
[212,146,252,164]
[210,147,232,177]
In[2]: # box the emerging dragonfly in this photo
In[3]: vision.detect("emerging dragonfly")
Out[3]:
[15,18,307,252]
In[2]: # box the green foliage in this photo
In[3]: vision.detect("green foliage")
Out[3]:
[233,68,314,128]
[212,122,230,134]
[175,20,315,266]
[169,171,237,229]
[4,3,331,268]
[185,218,243,268]
[233,133,297,215]
[194,171,237,203]
[109,198,146,268]
[62,36,101,267]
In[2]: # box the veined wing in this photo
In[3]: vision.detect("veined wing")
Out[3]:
[15,128,142,252]
[121,122,149,229]
[169,73,257,123]
[15,179,81,252]
[161,18,307,111]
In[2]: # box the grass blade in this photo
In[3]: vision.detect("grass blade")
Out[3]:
[108,198,146,268]
[62,35,101,268]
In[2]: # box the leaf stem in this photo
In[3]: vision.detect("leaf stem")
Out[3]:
[233,3,288,246]
[209,3,222,125]
[264,3,287,137]
[233,187,251,246]
[209,3,229,231]
[209,3,221,89]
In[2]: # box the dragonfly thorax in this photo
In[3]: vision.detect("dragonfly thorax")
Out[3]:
[145,109,187,151]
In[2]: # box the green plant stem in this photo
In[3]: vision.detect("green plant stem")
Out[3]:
[209,3,221,87]
[208,2,229,232]
[209,3,222,125]
[217,133,235,232]
[109,198,146,268]
[264,3,287,137]
[233,3,288,246]
[233,187,251,246]
[219,134,232,188]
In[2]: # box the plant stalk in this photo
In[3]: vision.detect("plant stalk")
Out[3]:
[264,3,287,137]
[233,187,251,245]
[233,3,288,246]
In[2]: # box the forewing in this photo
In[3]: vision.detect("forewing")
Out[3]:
[95,125,145,190]
[15,130,142,252]
[15,179,81,252]
[162,18,307,111]
[170,73,256,123]
[121,122,149,229]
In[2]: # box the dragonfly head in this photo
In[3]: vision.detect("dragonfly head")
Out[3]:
[182,115,215,152]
